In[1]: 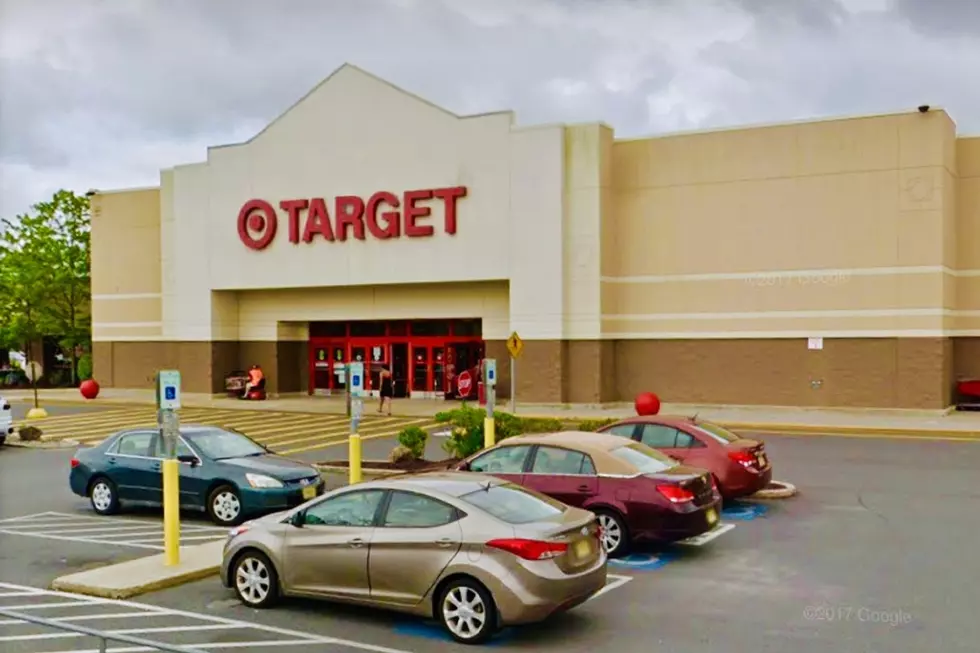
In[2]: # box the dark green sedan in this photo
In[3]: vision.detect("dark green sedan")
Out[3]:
[69,425,325,526]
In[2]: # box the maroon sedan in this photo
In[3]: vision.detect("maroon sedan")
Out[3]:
[597,416,772,500]
[456,431,722,557]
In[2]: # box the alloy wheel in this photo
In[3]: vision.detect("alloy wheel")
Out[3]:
[236,556,271,605]
[442,585,487,640]
[598,513,623,554]
[92,482,113,512]
[213,491,241,523]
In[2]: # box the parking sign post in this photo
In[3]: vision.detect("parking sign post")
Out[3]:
[348,362,364,484]
[483,359,497,448]
[156,370,182,567]
[506,332,524,414]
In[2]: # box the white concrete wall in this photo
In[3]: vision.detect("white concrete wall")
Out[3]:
[161,65,569,342]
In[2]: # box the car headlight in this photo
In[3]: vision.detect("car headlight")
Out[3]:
[245,473,283,489]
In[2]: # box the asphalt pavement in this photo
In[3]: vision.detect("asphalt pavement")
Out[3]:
[1,412,978,651]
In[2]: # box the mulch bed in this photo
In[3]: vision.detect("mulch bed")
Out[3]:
[317,458,460,472]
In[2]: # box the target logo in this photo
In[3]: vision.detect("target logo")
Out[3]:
[237,199,278,250]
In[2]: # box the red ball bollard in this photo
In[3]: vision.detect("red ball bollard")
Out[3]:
[634,392,661,416]
[79,379,100,400]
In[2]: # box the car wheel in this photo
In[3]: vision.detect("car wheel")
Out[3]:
[233,550,280,608]
[89,477,120,515]
[437,577,498,645]
[207,485,243,526]
[595,509,629,557]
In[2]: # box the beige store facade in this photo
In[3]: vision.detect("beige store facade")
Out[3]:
[91,64,980,409]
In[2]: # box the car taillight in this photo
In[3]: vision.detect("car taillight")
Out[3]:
[729,450,756,468]
[70,458,80,468]
[656,484,695,504]
[486,538,568,560]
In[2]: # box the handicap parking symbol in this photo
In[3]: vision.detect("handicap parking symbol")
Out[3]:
[721,501,769,521]
[608,551,677,571]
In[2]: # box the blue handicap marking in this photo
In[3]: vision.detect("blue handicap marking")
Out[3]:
[608,550,677,571]
[721,501,769,521]
[164,387,176,401]
[393,621,515,644]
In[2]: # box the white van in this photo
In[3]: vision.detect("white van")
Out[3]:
[0,395,13,445]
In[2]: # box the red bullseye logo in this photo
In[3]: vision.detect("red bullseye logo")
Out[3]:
[237,199,278,250]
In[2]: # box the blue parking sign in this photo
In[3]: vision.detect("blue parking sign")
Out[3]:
[164,386,176,401]
[157,370,181,410]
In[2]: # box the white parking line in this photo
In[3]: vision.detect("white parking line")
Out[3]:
[0,511,229,551]
[590,573,633,600]
[675,522,737,547]
[0,581,417,652]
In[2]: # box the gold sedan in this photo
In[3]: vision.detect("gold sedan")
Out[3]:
[220,471,607,644]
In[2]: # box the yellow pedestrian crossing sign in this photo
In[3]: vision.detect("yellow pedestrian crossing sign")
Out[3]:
[506,332,524,359]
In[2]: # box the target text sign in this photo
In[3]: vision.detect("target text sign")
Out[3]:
[237,186,468,250]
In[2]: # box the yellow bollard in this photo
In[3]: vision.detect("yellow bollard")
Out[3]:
[162,459,180,566]
[349,433,362,484]
[484,416,496,448]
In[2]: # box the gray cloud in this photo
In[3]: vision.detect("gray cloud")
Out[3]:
[1,0,979,219]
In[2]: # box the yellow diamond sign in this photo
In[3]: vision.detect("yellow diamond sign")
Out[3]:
[506,331,524,359]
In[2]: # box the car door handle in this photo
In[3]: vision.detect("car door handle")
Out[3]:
[152,463,161,471]
[577,484,591,492]
[347,538,365,548]
[435,538,455,548]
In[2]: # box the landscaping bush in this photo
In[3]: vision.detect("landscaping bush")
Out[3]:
[18,426,42,442]
[388,444,415,465]
[518,417,564,433]
[576,417,619,432]
[77,354,93,381]
[397,425,429,460]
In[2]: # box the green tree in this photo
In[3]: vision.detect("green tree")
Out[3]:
[0,189,91,398]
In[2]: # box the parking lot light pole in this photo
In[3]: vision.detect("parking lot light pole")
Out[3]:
[157,370,182,567]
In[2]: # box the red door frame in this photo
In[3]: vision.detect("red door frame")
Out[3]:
[309,332,483,395]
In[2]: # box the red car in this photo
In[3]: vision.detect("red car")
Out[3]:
[456,431,722,557]
[597,416,772,500]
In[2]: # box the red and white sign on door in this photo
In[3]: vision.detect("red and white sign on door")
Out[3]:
[456,371,473,398]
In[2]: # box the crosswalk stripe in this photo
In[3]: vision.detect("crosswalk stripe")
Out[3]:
[26,406,440,455]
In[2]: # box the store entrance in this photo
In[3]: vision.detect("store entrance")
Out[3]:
[308,318,483,399]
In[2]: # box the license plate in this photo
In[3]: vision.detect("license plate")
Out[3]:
[574,539,591,558]
[757,454,767,466]
[302,485,317,500]
[706,508,718,526]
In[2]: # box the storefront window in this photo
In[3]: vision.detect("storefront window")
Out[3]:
[389,321,409,336]
[349,321,387,337]
[410,320,451,336]
[310,321,346,338]
[452,319,481,337]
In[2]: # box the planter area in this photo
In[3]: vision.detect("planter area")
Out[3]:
[315,458,458,480]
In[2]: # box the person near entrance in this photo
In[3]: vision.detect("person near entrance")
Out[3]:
[241,364,265,399]
[378,366,394,415]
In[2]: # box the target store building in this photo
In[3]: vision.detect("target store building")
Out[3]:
[89,64,980,409]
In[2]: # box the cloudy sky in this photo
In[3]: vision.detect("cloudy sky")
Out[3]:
[1,0,978,219]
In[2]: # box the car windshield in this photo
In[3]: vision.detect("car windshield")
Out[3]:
[184,428,266,460]
[611,442,678,473]
[692,422,741,444]
[459,483,566,524]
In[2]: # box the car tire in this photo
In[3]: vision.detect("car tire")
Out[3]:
[89,476,120,516]
[595,509,630,558]
[232,549,280,609]
[437,577,498,645]
[207,484,244,526]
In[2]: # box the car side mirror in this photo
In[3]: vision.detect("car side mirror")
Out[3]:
[176,454,199,467]
[290,511,305,528]
[456,461,470,471]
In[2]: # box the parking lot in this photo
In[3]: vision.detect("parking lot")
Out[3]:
[2,427,979,651]
[8,404,439,460]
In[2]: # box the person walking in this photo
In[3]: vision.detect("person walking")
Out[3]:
[378,366,394,416]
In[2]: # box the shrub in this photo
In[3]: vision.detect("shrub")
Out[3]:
[77,354,93,381]
[518,417,564,433]
[19,426,42,442]
[491,411,523,439]
[576,417,619,432]
[397,426,429,460]
[388,444,415,465]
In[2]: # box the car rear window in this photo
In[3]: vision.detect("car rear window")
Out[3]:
[459,483,566,524]
[692,423,741,444]
[611,442,678,473]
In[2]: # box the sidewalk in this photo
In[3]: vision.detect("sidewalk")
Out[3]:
[6,387,980,438]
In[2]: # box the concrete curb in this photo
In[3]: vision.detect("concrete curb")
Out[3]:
[747,480,798,500]
[4,436,80,450]
[49,541,224,600]
[50,564,220,600]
